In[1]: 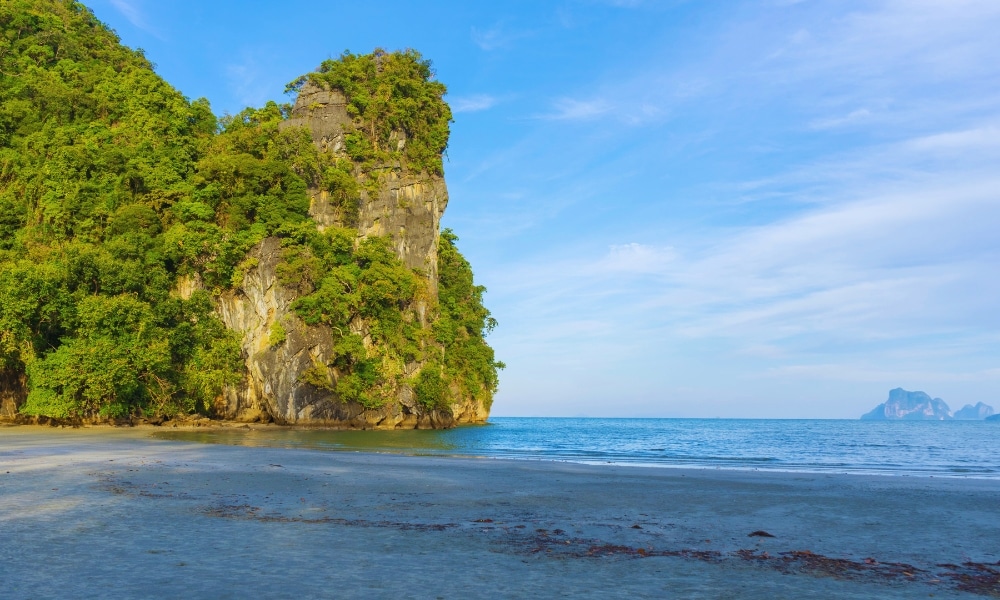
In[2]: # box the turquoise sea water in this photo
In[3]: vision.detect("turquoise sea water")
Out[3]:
[152,417,1000,478]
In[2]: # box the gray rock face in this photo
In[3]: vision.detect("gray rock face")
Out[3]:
[279,83,353,153]
[211,237,333,424]
[861,388,952,420]
[953,402,996,420]
[207,237,478,429]
[279,82,447,294]
[213,80,482,428]
[354,171,447,292]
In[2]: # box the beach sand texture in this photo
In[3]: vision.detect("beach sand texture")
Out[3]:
[1,427,998,599]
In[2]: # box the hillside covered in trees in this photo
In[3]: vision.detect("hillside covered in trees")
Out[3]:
[0,0,501,426]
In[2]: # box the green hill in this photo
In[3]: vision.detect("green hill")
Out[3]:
[0,0,501,426]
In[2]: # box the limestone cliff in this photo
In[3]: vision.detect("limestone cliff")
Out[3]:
[279,82,447,293]
[205,73,491,428]
[203,238,468,428]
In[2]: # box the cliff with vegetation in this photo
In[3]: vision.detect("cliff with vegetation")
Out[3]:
[0,0,501,427]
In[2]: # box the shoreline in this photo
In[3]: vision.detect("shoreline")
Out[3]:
[0,416,477,431]
[2,428,999,598]
[7,421,999,481]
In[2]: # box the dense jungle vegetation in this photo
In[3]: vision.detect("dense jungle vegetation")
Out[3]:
[0,0,501,420]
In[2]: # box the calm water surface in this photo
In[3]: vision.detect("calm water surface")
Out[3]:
[152,418,1000,478]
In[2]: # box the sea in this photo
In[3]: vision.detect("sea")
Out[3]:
[152,417,1000,479]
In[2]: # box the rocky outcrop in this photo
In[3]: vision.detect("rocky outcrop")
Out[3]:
[953,402,995,420]
[861,388,952,420]
[1,81,483,429]
[209,79,477,428]
[279,82,447,293]
[207,237,474,429]
[279,83,353,154]
[861,389,997,421]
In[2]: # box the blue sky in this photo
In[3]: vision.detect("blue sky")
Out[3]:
[86,0,1000,418]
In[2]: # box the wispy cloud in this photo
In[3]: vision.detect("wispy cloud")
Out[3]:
[224,51,283,112]
[108,0,162,38]
[809,108,871,130]
[456,0,1000,415]
[601,243,676,274]
[450,94,498,113]
[108,0,141,25]
[471,23,532,51]
[764,364,1000,384]
[486,119,1000,414]
[540,97,612,120]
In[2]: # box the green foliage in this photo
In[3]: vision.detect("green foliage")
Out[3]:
[0,0,239,419]
[299,360,334,390]
[321,159,361,226]
[434,230,504,408]
[290,49,452,175]
[0,2,499,421]
[289,228,502,412]
[267,321,287,347]
[286,229,426,409]
[18,290,241,419]
[413,366,448,410]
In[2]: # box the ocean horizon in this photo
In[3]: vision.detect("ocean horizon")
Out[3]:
[152,417,1000,479]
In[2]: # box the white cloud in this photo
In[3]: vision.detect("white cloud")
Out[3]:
[764,364,1000,384]
[224,51,282,111]
[541,97,612,120]
[109,0,141,25]
[450,94,498,113]
[904,125,1000,154]
[602,243,676,274]
[471,24,532,51]
[660,172,1000,341]
[486,120,1000,411]
[809,108,871,130]
[465,0,1000,415]
[107,0,162,38]
[601,0,645,6]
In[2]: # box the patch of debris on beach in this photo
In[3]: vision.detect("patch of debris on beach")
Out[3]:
[198,496,1000,598]
[90,464,1000,599]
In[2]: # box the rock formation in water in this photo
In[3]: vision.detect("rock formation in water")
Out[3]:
[861,389,995,420]
[953,402,995,420]
[861,388,953,420]
[201,68,496,428]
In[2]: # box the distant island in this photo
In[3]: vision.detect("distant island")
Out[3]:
[861,388,995,420]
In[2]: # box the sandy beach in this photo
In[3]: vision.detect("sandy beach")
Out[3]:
[1,426,998,599]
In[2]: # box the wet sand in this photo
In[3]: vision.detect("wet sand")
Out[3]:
[1,426,998,599]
